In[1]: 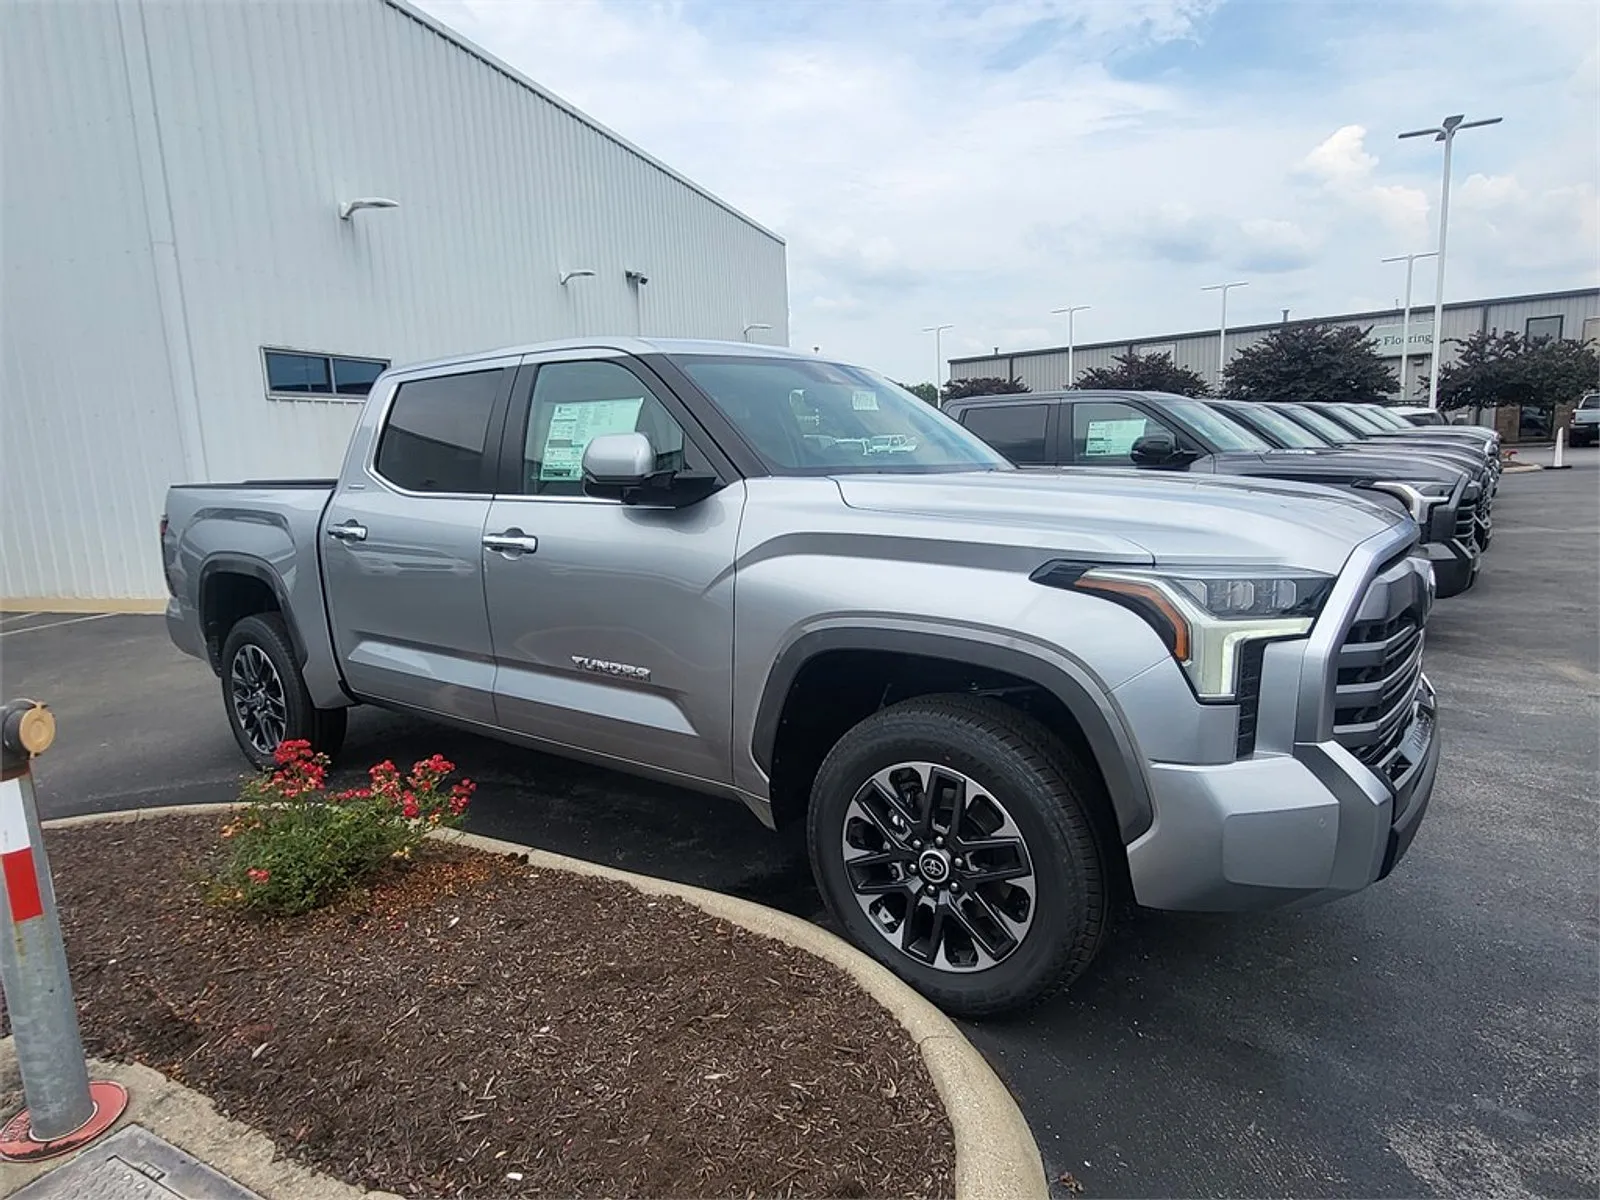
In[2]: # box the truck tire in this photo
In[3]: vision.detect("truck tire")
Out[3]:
[807,694,1110,1018]
[220,613,347,770]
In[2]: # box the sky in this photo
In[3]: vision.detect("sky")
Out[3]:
[416,0,1599,383]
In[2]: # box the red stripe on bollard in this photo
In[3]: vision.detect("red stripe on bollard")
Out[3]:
[2,846,44,922]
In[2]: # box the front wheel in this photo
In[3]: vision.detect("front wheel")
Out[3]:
[806,694,1111,1018]
[220,613,347,769]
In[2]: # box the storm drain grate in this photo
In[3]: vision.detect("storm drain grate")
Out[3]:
[12,1124,263,1200]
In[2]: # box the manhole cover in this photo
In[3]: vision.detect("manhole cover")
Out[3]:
[12,1125,262,1200]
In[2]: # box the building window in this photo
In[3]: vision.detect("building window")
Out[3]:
[264,349,390,400]
[1524,315,1563,343]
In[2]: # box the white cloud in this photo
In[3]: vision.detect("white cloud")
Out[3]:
[1300,125,1430,243]
[420,0,1600,381]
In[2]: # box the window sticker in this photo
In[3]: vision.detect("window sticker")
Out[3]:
[1084,418,1148,457]
[851,389,879,411]
[539,397,645,480]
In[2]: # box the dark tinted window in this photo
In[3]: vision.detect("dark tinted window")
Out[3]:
[1525,315,1563,342]
[959,404,1050,463]
[265,351,330,394]
[332,357,387,396]
[519,360,699,496]
[374,369,502,493]
[265,349,387,398]
[1071,401,1175,465]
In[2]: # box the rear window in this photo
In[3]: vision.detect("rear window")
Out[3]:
[959,404,1051,464]
[1580,395,1600,410]
[373,369,503,493]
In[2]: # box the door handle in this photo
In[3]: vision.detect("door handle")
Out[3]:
[482,529,539,555]
[327,521,367,542]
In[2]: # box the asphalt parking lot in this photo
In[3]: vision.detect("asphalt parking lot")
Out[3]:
[3,447,1596,1199]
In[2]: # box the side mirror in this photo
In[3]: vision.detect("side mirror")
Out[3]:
[581,432,721,507]
[1130,431,1192,468]
[581,432,654,489]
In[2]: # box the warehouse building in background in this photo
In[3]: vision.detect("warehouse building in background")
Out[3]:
[951,287,1600,399]
[1,0,787,604]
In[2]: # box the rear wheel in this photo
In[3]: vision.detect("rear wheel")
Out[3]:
[220,613,347,769]
[807,694,1110,1018]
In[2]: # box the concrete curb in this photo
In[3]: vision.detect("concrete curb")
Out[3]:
[34,804,1049,1200]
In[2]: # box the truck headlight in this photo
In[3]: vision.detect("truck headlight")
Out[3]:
[1047,565,1333,699]
[1365,479,1452,522]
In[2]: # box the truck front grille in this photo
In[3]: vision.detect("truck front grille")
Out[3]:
[1234,640,1267,757]
[1454,486,1479,542]
[1333,557,1430,777]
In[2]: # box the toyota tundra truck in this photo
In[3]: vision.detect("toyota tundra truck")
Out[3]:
[162,338,1440,1016]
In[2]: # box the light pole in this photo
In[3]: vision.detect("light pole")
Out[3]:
[1050,305,1090,386]
[922,324,953,393]
[1399,112,1503,409]
[1201,281,1248,385]
[1381,251,1438,404]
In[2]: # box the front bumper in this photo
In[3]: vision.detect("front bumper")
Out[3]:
[1126,676,1439,911]
[1426,539,1479,598]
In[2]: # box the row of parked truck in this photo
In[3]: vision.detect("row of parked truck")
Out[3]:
[163,337,1484,1015]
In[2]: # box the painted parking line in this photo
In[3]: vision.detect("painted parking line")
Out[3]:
[0,613,118,638]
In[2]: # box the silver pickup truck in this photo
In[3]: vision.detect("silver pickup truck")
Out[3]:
[163,338,1439,1016]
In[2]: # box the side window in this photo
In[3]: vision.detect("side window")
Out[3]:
[959,403,1051,464]
[373,369,503,494]
[519,360,703,496]
[1071,402,1172,465]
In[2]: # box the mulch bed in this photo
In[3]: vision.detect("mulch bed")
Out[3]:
[10,814,954,1198]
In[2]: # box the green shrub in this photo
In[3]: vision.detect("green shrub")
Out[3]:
[209,741,475,916]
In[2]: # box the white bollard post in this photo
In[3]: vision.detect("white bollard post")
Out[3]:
[1549,425,1570,470]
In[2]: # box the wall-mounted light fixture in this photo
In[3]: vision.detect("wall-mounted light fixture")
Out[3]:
[625,269,650,286]
[560,269,597,285]
[742,322,773,341]
[338,197,400,220]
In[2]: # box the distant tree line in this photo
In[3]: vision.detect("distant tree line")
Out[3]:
[911,321,1595,413]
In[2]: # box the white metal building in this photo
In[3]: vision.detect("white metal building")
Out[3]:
[950,288,1600,395]
[1,0,787,604]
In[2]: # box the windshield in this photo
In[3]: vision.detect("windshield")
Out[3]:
[1224,403,1327,448]
[1333,405,1391,432]
[1279,404,1357,442]
[1359,407,1410,429]
[675,355,1010,475]
[1162,397,1271,451]
[1401,409,1445,426]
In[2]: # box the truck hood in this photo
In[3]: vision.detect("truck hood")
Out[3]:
[835,470,1411,574]
[1216,449,1469,487]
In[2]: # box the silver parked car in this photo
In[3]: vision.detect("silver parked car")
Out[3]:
[162,339,1440,1016]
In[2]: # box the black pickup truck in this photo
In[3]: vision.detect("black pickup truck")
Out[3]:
[945,389,1481,597]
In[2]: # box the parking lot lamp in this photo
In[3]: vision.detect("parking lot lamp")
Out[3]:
[1399,113,1503,409]
[922,324,954,397]
[1382,252,1438,404]
[1050,306,1091,386]
[1201,282,1248,386]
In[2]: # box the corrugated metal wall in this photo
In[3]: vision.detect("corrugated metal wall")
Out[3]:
[951,290,1600,395]
[2,0,788,601]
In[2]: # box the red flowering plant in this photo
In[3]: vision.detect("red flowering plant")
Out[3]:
[209,740,474,916]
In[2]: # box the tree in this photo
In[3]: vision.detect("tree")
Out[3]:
[893,380,940,405]
[1429,328,1600,414]
[1221,322,1398,405]
[941,376,1030,402]
[1075,350,1211,397]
